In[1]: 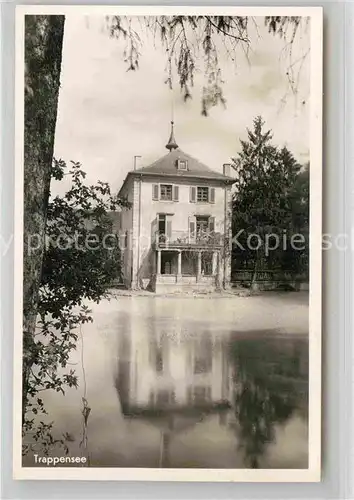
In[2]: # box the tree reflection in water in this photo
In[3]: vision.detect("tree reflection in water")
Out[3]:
[229,334,308,469]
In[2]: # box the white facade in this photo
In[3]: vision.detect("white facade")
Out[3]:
[118,133,234,292]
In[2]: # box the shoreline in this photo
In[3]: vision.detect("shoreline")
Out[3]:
[106,288,309,300]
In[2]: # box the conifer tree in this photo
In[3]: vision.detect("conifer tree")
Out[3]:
[232,117,304,288]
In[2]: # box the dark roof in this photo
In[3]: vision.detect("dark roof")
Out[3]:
[133,148,234,182]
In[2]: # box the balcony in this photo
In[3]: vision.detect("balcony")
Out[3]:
[153,230,223,250]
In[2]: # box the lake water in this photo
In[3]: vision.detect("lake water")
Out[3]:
[24,292,309,469]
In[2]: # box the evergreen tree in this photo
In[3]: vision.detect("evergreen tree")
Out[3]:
[281,162,309,279]
[232,117,306,288]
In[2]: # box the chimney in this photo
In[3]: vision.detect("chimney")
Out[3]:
[223,163,231,177]
[133,155,142,170]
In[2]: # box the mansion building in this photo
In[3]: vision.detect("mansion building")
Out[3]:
[118,122,235,292]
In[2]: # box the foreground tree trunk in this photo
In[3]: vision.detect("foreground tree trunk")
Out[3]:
[23,15,65,422]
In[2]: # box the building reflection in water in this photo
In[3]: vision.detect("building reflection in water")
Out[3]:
[115,311,231,467]
[115,306,308,468]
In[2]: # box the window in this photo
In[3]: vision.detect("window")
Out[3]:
[157,214,172,239]
[193,216,216,245]
[177,160,188,170]
[158,214,166,234]
[191,186,215,203]
[196,216,209,234]
[160,184,172,201]
[153,184,179,201]
[197,187,209,202]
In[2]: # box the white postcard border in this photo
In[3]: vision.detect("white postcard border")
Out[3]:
[13,5,323,482]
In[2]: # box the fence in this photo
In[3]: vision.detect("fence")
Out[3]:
[232,269,309,291]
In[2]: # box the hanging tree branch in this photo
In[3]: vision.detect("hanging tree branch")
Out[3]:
[105,15,308,115]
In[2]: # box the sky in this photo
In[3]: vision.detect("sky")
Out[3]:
[53,15,310,197]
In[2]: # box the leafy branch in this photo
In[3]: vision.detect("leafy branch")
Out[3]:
[22,160,131,456]
[105,15,308,115]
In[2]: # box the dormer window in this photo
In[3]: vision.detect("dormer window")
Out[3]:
[177,159,188,171]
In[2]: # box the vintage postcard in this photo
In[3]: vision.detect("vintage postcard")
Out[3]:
[14,6,322,481]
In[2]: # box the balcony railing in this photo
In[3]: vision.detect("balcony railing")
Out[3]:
[154,230,223,248]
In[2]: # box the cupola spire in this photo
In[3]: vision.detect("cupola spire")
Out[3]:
[165,121,178,151]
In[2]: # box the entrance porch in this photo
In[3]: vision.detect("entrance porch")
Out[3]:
[153,249,221,293]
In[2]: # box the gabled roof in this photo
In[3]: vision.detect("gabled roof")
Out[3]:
[134,148,234,181]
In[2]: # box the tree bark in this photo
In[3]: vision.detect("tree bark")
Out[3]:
[23,15,65,421]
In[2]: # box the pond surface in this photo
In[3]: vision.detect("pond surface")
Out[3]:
[25,292,309,469]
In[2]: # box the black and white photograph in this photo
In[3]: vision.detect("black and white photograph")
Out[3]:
[14,6,322,481]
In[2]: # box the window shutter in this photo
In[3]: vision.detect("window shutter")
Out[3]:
[190,186,196,203]
[189,217,196,242]
[173,185,179,202]
[210,187,215,203]
[166,219,172,238]
[152,184,159,200]
[151,217,158,244]
[209,217,215,233]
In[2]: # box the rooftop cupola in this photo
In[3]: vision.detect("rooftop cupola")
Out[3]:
[165,121,178,151]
